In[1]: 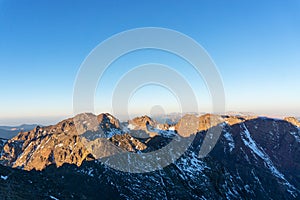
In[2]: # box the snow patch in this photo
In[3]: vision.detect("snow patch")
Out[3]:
[56,143,64,148]
[0,175,8,180]
[106,128,123,138]
[79,167,94,177]
[244,185,251,193]
[159,130,176,138]
[168,126,175,131]
[122,126,129,132]
[223,132,235,152]
[240,147,250,163]
[175,151,209,177]
[290,132,300,143]
[49,195,59,200]
[251,169,265,192]
[127,124,136,130]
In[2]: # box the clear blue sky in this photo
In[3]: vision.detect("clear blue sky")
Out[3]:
[0,0,300,125]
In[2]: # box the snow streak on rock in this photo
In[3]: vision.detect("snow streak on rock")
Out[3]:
[223,132,235,152]
[240,123,298,196]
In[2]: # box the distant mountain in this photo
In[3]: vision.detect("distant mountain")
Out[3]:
[150,112,205,125]
[225,111,257,116]
[0,113,300,199]
[0,124,39,139]
[0,124,39,131]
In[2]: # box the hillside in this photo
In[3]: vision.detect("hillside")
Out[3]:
[0,113,300,199]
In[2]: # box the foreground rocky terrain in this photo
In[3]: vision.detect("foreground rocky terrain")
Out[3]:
[0,113,300,199]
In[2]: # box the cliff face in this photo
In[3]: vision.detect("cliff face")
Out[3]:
[285,116,300,127]
[0,113,300,199]
[0,113,122,170]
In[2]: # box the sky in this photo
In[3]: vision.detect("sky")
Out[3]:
[0,0,300,125]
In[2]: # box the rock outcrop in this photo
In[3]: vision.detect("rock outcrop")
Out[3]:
[0,114,300,199]
[0,113,123,170]
[284,117,300,127]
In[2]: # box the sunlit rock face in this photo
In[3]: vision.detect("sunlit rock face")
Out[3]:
[0,113,299,199]
[284,116,300,127]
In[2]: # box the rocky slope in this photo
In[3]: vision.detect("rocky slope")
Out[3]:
[0,113,125,170]
[284,116,300,127]
[0,113,300,199]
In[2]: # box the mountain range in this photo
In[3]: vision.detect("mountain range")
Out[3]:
[0,124,39,140]
[0,113,300,199]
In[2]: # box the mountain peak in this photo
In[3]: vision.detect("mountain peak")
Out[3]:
[284,117,300,127]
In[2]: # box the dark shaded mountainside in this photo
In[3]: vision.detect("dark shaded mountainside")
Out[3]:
[0,113,300,200]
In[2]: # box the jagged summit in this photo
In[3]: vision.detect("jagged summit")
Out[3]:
[0,113,300,199]
[284,116,300,127]
[1,113,299,170]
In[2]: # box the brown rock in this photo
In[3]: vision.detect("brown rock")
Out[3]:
[284,117,300,127]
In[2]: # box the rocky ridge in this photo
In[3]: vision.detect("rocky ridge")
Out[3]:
[0,113,300,199]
